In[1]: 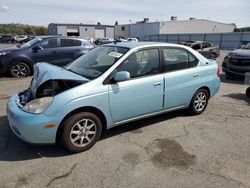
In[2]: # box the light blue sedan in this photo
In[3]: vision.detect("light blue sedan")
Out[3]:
[7,42,220,152]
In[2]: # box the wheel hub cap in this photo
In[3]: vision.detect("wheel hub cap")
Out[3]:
[70,119,97,147]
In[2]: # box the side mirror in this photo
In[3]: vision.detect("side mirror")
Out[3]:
[32,45,42,52]
[114,71,130,82]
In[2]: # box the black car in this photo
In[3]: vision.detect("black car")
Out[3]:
[0,34,17,43]
[222,42,250,78]
[0,36,94,77]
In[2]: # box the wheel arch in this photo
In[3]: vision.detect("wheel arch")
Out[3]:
[198,86,210,99]
[188,86,211,107]
[56,106,107,143]
[8,57,34,74]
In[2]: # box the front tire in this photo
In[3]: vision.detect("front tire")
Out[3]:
[9,61,31,77]
[188,89,209,115]
[61,112,102,153]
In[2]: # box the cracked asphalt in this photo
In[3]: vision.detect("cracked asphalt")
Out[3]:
[0,47,250,187]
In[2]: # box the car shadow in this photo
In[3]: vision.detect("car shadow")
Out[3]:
[220,73,245,85]
[222,93,250,105]
[0,110,187,161]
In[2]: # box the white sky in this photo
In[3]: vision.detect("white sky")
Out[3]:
[0,0,249,27]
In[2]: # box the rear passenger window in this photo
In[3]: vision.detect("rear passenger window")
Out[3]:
[163,48,198,72]
[61,39,82,47]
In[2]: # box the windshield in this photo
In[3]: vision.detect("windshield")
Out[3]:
[243,42,250,49]
[66,46,129,80]
[19,38,41,48]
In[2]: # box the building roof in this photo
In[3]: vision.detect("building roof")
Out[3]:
[49,23,114,28]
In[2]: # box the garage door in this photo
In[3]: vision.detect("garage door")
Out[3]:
[67,27,79,36]
[95,29,105,38]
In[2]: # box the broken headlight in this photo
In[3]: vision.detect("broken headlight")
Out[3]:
[22,97,53,114]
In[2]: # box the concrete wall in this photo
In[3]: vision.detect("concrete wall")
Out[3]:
[114,22,160,41]
[144,32,250,50]
[105,27,115,38]
[79,26,95,38]
[160,19,236,34]
[57,26,68,36]
[48,24,57,35]
[114,25,130,39]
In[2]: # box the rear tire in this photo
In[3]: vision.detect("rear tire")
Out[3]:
[61,112,102,153]
[9,61,31,77]
[246,87,250,98]
[188,89,209,115]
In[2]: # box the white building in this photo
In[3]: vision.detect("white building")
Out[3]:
[48,18,236,41]
[48,23,114,39]
[115,18,236,41]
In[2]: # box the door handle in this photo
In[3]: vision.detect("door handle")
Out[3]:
[193,74,199,78]
[50,51,57,54]
[153,82,162,87]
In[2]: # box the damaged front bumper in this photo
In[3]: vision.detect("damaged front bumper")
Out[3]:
[7,94,62,144]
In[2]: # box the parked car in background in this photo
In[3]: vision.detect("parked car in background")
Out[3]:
[17,35,27,43]
[180,41,220,59]
[0,36,94,77]
[116,37,127,42]
[7,42,220,153]
[0,34,17,43]
[18,36,36,44]
[127,38,138,42]
[83,37,94,44]
[222,42,250,78]
[94,38,113,45]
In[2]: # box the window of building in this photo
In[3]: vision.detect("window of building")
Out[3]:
[121,26,125,31]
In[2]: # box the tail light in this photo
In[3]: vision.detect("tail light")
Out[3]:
[217,67,220,77]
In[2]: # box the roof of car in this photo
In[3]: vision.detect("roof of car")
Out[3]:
[105,41,184,49]
[35,35,87,41]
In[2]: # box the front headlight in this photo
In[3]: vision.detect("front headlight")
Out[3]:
[0,51,11,56]
[22,97,53,114]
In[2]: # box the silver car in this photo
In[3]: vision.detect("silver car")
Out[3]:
[180,41,220,59]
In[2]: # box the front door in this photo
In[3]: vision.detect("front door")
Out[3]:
[31,38,61,65]
[108,48,164,123]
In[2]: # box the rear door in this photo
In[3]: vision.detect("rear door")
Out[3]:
[162,47,200,109]
[58,38,83,66]
[108,48,164,123]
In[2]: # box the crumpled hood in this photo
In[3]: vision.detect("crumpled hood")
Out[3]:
[230,49,250,57]
[30,63,89,96]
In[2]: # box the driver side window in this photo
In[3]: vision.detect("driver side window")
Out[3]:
[118,48,160,78]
